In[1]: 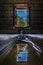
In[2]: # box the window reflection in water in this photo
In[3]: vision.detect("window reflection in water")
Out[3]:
[16,42,28,62]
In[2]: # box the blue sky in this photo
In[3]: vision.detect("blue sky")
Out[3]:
[16,9,28,21]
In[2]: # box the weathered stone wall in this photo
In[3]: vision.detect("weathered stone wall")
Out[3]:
[0,0,43,33]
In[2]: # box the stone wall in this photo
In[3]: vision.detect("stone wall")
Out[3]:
[0,0,43,33]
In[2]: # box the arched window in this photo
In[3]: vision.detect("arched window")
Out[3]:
[13,4,30,28]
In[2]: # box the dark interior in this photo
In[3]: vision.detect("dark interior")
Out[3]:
[0,0,43,65]
[0,0,43,34]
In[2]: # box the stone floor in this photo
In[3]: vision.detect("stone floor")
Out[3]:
[1,41,43,65]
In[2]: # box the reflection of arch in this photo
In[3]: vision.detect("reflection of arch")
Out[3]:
[16,40,28,61]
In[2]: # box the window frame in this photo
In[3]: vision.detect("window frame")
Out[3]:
[13,4,31,29]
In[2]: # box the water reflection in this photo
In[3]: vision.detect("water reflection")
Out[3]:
[16,43,28,61]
